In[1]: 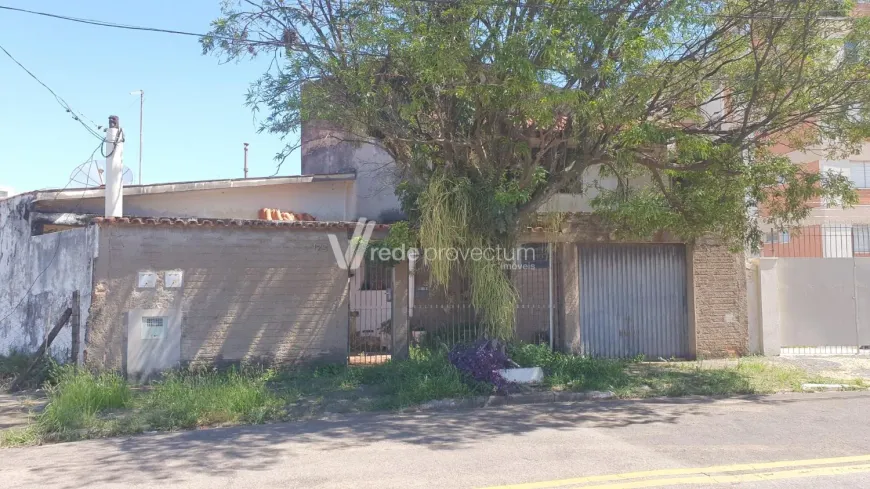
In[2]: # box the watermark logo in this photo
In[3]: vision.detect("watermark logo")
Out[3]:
[327,219,546,270]
[327,218,377,270]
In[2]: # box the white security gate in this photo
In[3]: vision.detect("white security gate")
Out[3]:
[579,245,690,358]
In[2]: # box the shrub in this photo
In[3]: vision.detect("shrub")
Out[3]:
[508,342,632,391]
[0,350,58,389]
[448,340,512,392]
[358,346,480,408]
[507,343,555,369]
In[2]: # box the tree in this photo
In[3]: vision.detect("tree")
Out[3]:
[205,0,870,338]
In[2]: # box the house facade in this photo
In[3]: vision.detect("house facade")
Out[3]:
[0,120,750,378]
[300,123,749,360]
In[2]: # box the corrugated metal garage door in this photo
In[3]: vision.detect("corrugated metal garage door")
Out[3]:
[579,244,689,358]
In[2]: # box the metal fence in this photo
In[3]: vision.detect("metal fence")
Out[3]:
[408,242,561,350]
[761,223,870,258]
[347,244,562,364]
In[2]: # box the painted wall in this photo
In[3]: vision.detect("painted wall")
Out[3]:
[0,194,96,360]
[301,121,405,222]
[85,224,349,374]
[539,164,654,213]
[36,180,355,222]
[753,257,870,352]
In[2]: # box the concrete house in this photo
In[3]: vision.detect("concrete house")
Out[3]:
[0,115,748,379]
[0,133,401,378]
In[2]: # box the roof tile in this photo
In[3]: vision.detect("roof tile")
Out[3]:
[92,216,389,231]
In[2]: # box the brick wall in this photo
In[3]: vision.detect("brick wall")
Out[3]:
[691,239,748,357]
[85,224,349,373]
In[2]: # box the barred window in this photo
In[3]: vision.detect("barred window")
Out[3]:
[854,226,870,253]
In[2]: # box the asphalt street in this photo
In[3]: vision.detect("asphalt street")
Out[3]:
[3,392,870,488]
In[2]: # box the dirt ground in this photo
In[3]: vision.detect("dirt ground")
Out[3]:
[771,355,870,381]
[0,391,46,431]
[686,355,870,381]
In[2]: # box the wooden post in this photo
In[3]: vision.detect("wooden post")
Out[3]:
[391,260,410,360]
[71,291,81,365]
[9,307,72,392]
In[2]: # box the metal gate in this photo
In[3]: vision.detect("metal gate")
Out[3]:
[409,243,559,348]
[348,256,393,364]
[579,244,689,358]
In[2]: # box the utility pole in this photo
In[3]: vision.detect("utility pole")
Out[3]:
[105,115,125,217]
[244,143,249,178]
[130,90,144,184]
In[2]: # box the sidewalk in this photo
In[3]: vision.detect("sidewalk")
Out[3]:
[1,392,870,489]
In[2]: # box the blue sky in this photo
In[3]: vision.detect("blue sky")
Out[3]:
[0,0,300,194]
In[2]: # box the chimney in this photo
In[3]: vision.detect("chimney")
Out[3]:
[105,115,125,217]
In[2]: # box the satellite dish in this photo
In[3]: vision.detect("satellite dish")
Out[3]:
[69,159,135,188]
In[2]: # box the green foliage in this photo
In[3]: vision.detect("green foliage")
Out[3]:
[37,367,131,435]
[506,344,864,396]
[205,0,870,324]
[418,323,486,349]
[2,350,867,446]
[364,220,418,264]
[417,172,519,339]
[357,347,488,409]
[508,343,632,391]
[382,220,417,250]
[0,350,59,390]
[271,346,486,410]
[141,366,283,429]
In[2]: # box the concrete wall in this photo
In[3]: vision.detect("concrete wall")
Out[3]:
[0,194,96,360]
[85,224,349,375]
[746,261,763,354]
[36,180,355,222]
[302,121,404,222]
[539,164,655,213]
[753,257,870,353]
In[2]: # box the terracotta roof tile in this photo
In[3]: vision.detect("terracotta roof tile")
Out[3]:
[92,216,389,231]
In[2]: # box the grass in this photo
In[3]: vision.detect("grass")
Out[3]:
[272,346,487,413]
[38,367,131,434]
[0,347,482,447]
[508,343,866,397]
[139,366,285,430]
[2,345,866,447]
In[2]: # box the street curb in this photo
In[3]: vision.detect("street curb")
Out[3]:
[801,383,849,392]
[414,390,616,412]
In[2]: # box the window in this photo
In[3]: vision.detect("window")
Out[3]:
[141,316,166,340]
[361,256,392,290]
[845,41,858,64]
[854,226,870,253]
[850,162,870,189]
[765,231,790,244]
[517,243,550,269]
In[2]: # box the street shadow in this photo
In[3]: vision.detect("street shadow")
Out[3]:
[0,398,776,488]
[13,393,865,488]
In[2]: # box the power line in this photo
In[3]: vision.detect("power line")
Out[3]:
[0,2,858,60]
[0,42,104,140]
[0,4,384,57]
[0,5,286,47]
